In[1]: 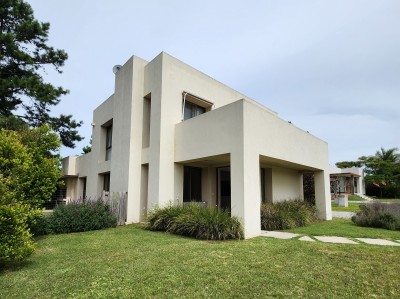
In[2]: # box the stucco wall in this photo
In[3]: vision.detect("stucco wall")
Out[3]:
[271,167,303,202]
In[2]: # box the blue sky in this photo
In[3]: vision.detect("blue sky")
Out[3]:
[26,0,400,165]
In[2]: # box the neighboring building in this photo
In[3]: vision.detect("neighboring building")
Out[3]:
[62,52,332,238]
[330,167,365,196]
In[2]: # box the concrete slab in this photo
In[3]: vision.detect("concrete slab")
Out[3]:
[260,231,299,239]
[314,236,358,244]
[299,236,315,242]
[355,238,400,246]
[332,211,355,219]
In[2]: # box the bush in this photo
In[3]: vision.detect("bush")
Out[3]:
[48,200,117,234]
[147,203,243,240]
[352,202,400,230]
[261,200,317,230]
[0,203,41,263]
[29,213,53,236]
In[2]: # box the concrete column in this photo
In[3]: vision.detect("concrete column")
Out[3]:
[231,151,261,239]
[314,170,332,220]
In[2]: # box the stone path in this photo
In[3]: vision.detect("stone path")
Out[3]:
[260,231,400,246]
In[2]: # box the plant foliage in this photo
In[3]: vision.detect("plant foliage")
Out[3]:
[0,126,61,208]
[147,203,243,240]
[46,199,117,234]
[261,200,317,230]
[0,0,82,147]
[352,202,400,231]
[0,203,40,263]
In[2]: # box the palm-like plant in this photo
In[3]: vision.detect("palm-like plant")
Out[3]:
[375,147,399,163]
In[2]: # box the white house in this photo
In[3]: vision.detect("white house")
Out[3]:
[330,166,365,196]
[62,52,332,238]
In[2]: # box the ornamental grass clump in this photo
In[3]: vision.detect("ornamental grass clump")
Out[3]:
[147,203,243,240]
[261,200,317,230]
[352,202,400,231]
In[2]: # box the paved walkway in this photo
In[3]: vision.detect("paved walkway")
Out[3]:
[260,231,400,246]
[332,211,355,219]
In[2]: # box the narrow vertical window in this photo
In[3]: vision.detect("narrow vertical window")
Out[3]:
[183,166,202,202]
[103,173,110,192]
[82,177,87,199]
[105,125,112,161]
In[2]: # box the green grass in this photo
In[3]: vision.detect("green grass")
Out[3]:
[285,218,400,240]
[1,224,399,298]
[348,195,364,201]
[331,202,361,212]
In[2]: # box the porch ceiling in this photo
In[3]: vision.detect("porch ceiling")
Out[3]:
[260,155,321,172]
[176,153,230,167]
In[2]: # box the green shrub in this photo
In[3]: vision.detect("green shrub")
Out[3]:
[147,203,243,240]
[0,203,41,263]
[352,202,400,230]
[261,200,317,230]
[29,213,52,236]
[49,200,117,234]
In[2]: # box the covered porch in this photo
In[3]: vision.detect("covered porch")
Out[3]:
[176,153,331,237]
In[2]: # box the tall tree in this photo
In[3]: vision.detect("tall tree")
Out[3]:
[0,0,82,147]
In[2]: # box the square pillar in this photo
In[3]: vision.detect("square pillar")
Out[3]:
[314,170,332,220]
[231,152,261,239]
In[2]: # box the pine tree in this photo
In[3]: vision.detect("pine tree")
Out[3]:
[0,0,82,147]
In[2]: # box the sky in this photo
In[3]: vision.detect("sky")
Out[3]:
[26,0,400,165]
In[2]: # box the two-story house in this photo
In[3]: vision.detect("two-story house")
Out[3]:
[62,52,332,238]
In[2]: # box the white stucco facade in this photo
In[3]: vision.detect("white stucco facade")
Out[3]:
[62,52,332,238]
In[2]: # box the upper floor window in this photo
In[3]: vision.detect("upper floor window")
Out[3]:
[184,102,205,120]
[105,124,112,161]
[182,92,213,121]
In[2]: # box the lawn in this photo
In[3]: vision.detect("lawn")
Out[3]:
[1,224,399,298]
[286,218,400,240]
[331,202,361,212]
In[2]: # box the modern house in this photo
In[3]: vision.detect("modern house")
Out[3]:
[330,167,365,196]
[62,52,332,238]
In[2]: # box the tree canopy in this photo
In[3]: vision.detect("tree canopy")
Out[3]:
[0,0,82,147]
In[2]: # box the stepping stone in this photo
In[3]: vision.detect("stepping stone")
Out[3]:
[260,231,299,239]
[355,238,400,246]
[314,236,358,244]
[299,236,315,242]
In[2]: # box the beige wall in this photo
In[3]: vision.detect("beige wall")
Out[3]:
[270,167,303,202]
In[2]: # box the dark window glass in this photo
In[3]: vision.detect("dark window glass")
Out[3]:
[82,177,87,198]
[183,102,206,120]
[105,125,112,161]
[183,166,202,202]
[103,173,110,192]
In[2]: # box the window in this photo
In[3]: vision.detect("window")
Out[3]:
[105,125,112,161]
[183,166,202,202]
[184,102,206,120]
[103,173,110,192]
[82,177,87,199]
[182,92,212,121]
